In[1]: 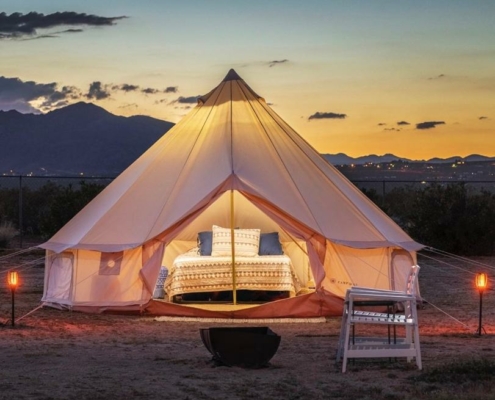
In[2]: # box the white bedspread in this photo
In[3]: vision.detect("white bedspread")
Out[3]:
[165,251,301,299]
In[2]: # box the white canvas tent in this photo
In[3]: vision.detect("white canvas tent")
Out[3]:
[40,69,423,318]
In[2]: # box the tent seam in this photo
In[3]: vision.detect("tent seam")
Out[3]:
[143,82,228,241]
[257,97,395,242]
[235,80,326,235]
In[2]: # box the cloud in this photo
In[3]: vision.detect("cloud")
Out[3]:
[308,111,347,121]
[141,86,176,95]
[21,34,58,41]
[0,76,81,112]
[86,81,111,100]
[171,95,200,104]
[118,103,138,110]
[107,84,164,95]
[397,121,410,126]
[60,28,84,34]
[0,11,126,40]
[416,121,445,130]
[118,84,139,92]
[428,74,446,80]
[268,59,289,68]
[479,116,488,120]
[89,81,165,98]
[384,128,401,131]
[0,74,170,113]
[142,88,159,94]
[377,123,386,126]
[39,85,81,109]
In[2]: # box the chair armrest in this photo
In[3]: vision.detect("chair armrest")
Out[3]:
[350,286,406,295]
[348,291,415,302]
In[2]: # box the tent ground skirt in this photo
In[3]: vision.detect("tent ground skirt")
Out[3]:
[145,291,343,318]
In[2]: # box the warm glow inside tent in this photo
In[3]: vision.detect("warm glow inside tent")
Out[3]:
[40,69,423,318]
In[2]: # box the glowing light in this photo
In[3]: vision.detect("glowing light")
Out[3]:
[8,270,18,327]
[475,272,488,336]
[476,273,487,292]
[8,270,18,289]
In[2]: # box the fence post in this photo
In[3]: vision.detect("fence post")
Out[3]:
[382,180,386,206]
[19,175,23,249]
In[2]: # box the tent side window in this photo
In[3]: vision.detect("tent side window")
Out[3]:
[99,252,124,275]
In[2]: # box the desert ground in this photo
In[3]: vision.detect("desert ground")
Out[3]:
[1,248,494,400]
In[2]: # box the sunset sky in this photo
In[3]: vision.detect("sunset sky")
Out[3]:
[1,1,494,159]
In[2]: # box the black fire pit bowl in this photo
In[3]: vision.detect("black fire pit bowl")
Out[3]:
[200,326,281,368]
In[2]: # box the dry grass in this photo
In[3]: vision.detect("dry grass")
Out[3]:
[0,250,494,400]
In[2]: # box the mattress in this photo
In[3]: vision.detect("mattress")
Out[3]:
[165,251,301,299]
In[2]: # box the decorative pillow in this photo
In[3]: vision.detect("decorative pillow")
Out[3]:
[197,231,213,256]
[259,232,284,255]
[211,225,260,257]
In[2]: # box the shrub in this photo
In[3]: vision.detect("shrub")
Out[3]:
[0,221,18,248]
[375,183,495,256]
[37,181,105,238]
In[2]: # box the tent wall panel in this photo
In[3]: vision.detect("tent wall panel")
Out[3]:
[72,248,146,305]
[321,243,402,298]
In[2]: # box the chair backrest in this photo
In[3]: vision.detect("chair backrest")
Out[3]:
[405,265,420,296]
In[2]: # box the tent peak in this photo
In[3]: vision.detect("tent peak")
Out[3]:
[222,69,243,82]
[199,69,262,104]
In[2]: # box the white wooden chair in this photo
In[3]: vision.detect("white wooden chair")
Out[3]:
[337,265,422,373]
[336,265,420,360]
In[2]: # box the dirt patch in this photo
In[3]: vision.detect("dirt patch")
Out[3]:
[0,250,494,400]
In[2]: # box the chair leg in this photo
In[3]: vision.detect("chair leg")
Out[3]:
[341,316,352,373]
[410,306,422,369]
[413,322,422,370]
[336,304,348,362]
[415,332,422,369]
[405,325,413,362]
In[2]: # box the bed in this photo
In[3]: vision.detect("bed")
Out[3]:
[164,249,301,302]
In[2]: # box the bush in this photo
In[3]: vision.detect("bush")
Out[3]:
[37,181,106,238]
[2,178,495,255]
[0,180,106,240]
[0,221,18,248]
[380,183,495,256]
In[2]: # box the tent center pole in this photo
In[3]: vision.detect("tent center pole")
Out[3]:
[230,190,237,305]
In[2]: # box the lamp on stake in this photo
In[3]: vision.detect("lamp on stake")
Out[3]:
[475,273,487,336]
[7,270,18,327]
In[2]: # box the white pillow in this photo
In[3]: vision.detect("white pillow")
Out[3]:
[211,225,260,257]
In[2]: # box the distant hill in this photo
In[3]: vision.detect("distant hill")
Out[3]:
[0,102,174,175]
[2,103,494,177]
[324,153,412,165]
[323,153,495,165]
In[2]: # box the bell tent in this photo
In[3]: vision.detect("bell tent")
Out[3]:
[40,69,423,318]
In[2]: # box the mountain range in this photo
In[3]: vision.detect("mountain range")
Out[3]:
[0,102,174,175]
[1,102,492,176]
[322,153,495,165]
